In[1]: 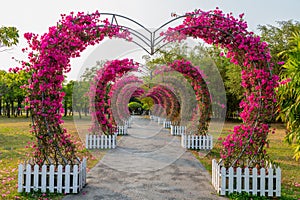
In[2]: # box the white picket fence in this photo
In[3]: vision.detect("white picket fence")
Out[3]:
[181,134,213,150]
[124,120,131,128]
[170,125,186,135]
[150,115,158,121]
[86,134,117,149]
[18,158,86,194]
[115,125,128,135]
[123,117,132,128]
[163,121,172,129]
[157,117,166,125]
[212,159,281,197]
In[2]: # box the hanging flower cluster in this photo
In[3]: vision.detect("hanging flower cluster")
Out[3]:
[20,11,132,165]
[89,59,139,135]
[162,8,279,167]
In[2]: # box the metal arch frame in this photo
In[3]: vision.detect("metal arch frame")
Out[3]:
[95,11,240,55]
[96,13,192,55]
[85,11,274,168]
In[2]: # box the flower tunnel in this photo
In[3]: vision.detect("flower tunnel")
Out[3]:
[20,8,278,169]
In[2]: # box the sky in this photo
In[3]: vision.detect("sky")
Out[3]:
[0,0,299,80]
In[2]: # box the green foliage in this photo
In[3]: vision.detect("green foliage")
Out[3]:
[128,102,142,111]
[277,31,300,160]
[140,97,154,111]
[0,69,30,117]
[258,20,300,75]
[228,192,269,200]
[63,81,75,116]
[0,26,19,47]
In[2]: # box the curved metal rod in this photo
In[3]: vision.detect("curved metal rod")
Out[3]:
[99,13,152,34]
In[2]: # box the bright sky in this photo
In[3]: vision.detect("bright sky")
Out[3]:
[0,0,299,80]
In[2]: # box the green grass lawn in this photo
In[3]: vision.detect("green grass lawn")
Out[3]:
[0,117,299,199]
[194,121,300,200]
[0,116,99,199]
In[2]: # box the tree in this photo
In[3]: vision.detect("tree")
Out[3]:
[63,81,74,117]
[258,20,300,75]
[0,26,19,50]
[128,102,142,114]
[277,31,300,160]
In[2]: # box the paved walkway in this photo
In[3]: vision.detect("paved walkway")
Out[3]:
[64,116,226,200]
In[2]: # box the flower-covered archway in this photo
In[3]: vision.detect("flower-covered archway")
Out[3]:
[88,59,139,135]
[22,12,133,165]
[162,9,278,167]
[21,8,278,169]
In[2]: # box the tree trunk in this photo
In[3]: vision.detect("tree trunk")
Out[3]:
[64,101,67,117]
[6,101,10,118]
[0,96,2,116]
[78,108,82,119]
[17,98,22,116]
[26,109,29,118]
[84,103,88,116]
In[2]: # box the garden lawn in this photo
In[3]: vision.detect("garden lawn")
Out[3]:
[0,116,99,199]
[1,117,299,199]
[194,121,300,200]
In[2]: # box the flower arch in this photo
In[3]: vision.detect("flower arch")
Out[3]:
[88,59,139,135]
[146,84,181,121]
[21,12,133,165]
[109,75,144,124]
[163,9,278,167]
[20,8,278,168]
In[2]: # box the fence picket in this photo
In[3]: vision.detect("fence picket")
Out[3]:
[25,164,31,192]
[41,165,47,193]
[33,165,39,191]
[268,168,274,196]
[220,167,226,195]
[73,165,78,193]
[260,168,266,196]
[65,165,70,193]
[245,167,249,192]
[18,164,23,192]
[57,165,63,193]
[276,168,281,196]
[49,165,55,192]
[237,167,242,193]
[252,168,258,195]
[228,167,234,193]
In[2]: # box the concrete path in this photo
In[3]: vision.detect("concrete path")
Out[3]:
[64,116,226,200]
